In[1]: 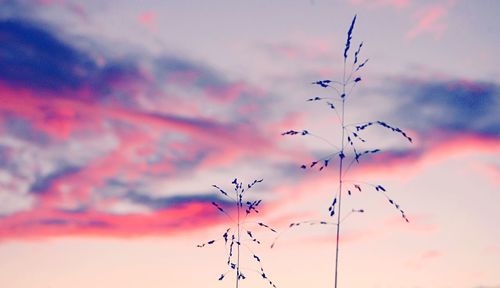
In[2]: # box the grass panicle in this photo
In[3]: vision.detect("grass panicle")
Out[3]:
[198,178,278,288]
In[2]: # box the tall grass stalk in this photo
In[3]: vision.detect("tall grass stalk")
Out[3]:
[198,178,278,288]
[334,50,347,288]
[280,15,412,288]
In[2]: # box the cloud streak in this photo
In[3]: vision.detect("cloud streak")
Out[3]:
[406,1,455,39]
[0,17,281,240]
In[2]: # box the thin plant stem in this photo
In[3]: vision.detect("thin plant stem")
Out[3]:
[334,57,347,288]
[236,189,241,288]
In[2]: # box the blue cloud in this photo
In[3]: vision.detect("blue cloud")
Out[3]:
[392,79,499,136]
[30,166,81,194]
[126,191,232,211]
[0,19,99,90]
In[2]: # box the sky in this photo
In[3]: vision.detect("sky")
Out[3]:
[0,0,499,287]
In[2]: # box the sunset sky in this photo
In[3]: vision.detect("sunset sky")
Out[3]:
[0,0,499,287]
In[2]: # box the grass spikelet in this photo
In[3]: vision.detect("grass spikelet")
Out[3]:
[344,15,357,60]
[354,41,363,64]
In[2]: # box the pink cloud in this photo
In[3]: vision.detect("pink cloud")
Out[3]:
[137,11,157,33]
[0,156,283,241]
[406,2,455,40]
[0,201,226,241]
[348,132,500,181]
[0,82,272,150]
[205,82,265,103]
[0,80,284,240]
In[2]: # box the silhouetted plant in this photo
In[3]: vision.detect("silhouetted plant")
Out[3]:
[279,15,412,288]
[198,178,278,288]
